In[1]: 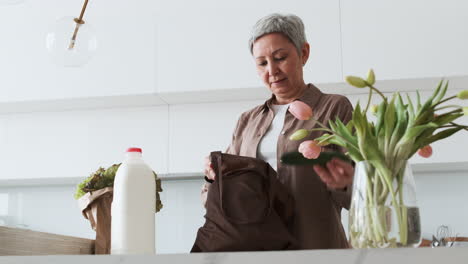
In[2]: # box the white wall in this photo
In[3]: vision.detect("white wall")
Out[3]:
[415,170,468,239]
[341,0,468,80]
[155,0,343,92]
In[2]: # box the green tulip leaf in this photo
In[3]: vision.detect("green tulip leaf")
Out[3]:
[419,127,463,150]
[434,113,464,126]
[280,151,352,166]
[433,80,449,106]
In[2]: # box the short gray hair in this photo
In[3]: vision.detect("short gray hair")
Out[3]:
[248,13,307,55]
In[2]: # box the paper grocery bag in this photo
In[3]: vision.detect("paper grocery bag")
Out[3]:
[78,187,113,254]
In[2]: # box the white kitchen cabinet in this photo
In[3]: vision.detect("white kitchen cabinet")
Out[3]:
[156,0,343,93]
[341,0,468,80]
[168,100,262,174]
[0,106,169,180]
[0,0,157,102]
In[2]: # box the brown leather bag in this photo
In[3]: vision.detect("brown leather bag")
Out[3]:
[191,151,298,252]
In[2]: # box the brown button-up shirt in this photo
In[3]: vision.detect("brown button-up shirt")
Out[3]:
[203,84,353,249]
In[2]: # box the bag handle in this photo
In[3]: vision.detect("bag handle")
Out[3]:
[211,151,273,225]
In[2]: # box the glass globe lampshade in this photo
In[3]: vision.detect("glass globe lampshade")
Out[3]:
[46,16,97,67]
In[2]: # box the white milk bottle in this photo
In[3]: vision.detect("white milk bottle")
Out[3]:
[111,147,156,254]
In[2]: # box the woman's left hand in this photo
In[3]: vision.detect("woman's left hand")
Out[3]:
[313,158,354,190]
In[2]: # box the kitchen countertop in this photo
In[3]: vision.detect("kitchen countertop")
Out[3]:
[0,226,94,256]
[0,247,467,264]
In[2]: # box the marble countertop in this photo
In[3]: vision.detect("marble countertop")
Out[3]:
[1,247,467,264]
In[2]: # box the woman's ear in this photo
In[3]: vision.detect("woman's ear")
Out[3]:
[301,42,310,66]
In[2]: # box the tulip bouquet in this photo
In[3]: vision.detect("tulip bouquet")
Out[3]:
[283,70,468,248]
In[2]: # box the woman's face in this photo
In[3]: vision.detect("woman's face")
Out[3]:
[252,33,309,103]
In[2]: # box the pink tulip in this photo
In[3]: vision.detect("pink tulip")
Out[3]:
[289,101,313,120]
[418,145,433,158]
[298,140,321,159]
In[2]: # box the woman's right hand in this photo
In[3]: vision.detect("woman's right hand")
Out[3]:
[204,156,216,181]
[201,155,216,208]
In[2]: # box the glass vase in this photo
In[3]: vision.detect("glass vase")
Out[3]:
[349,160,421,248]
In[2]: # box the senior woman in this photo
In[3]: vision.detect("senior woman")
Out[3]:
[202,13,354,249]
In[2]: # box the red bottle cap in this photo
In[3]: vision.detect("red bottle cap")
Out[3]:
[126,147,142,153]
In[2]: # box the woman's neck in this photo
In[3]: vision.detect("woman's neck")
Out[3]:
[274,83,308,104]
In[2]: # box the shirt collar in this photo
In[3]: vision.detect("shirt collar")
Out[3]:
[261,83,323,113]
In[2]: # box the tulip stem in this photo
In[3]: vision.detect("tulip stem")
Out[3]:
[434,105,461,111]
[442,108,463,116]
[364,88,373,114]
[368,85,387,101]
[440,125,468,131]
[449,122,468,131]
[435,95,457,107]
